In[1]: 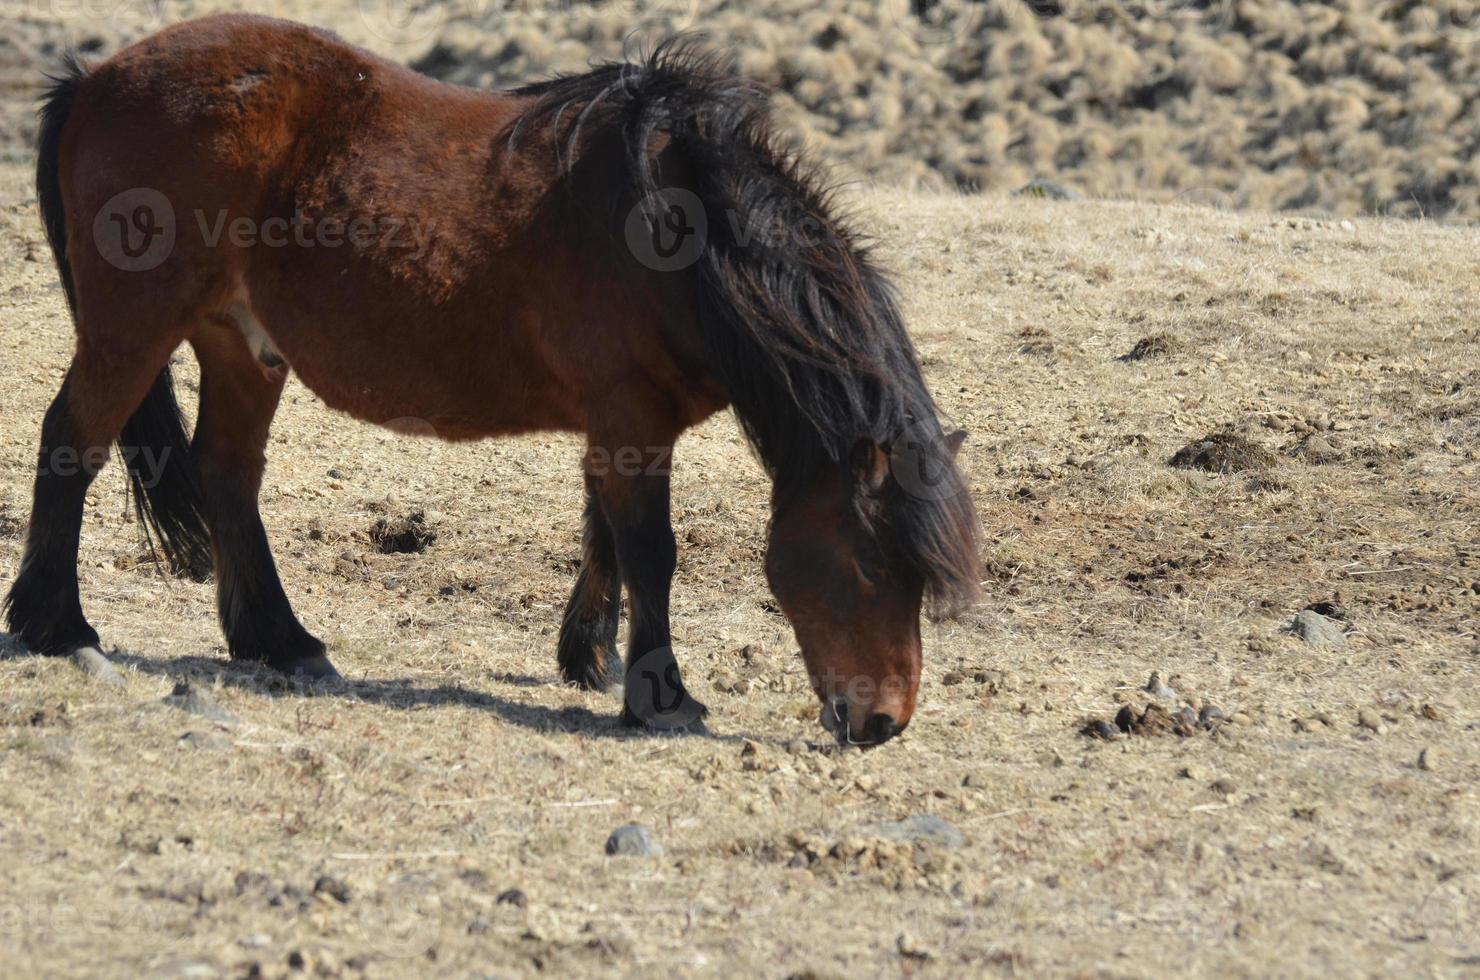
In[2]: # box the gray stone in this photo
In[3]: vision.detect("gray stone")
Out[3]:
[1016,178,1084,202]
[1291,610,1345,648]
[859,814,965,849]
[178,731,231,751]
[605,824,662,857]
[164,681,237,726]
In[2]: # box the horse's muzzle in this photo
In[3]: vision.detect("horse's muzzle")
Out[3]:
[820,697,907,746]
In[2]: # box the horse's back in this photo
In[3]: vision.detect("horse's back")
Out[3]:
[54,15,717,439]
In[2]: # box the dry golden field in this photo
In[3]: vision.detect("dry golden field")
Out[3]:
[1,3,1479,978]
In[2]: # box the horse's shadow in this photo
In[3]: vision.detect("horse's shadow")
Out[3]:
[108,650,742,743]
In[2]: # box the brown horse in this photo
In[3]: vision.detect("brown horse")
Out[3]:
[3,15,980,744]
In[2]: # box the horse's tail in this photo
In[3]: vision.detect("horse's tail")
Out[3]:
[36,51,83,314]
[36,54,213,582]
[512,39,981,613]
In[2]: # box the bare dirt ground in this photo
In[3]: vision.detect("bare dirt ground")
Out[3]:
[2,6,1480,980]
[4,168,1479,979]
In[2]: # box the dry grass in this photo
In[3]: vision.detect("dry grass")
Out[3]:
[0,4,1478,976]
[1,160,1477,976]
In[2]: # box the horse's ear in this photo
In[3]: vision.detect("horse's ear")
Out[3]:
[849,438,889,492]
[945,429,967,458]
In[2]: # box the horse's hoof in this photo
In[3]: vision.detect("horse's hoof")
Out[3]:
[72,645,126,688]
[619,695,710,734]
[564,651,624,691]
[279,654,343,684]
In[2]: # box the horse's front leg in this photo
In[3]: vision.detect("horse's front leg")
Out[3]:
[587,441,707,730]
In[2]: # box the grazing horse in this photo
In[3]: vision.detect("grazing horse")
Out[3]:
[3,15,980,744]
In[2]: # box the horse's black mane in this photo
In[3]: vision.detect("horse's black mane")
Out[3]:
[509,38,981,613]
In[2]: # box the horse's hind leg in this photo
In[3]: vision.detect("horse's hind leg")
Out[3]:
[188,324,337,680]
[4,344,176,655]
[556,476,623,690]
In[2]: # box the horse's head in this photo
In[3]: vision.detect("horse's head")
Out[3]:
[765,428,977,746]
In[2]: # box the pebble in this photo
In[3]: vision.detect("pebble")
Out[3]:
[785,738,808,756]
[896,932,934,960]
[605,824,663,857]
[72,646,125,688]
[1290,610,1345,648]
[858,814,964,849]
[1229,712,1254,727]
[178,730,231,751]
[163,681,238,726]
[1418,747,1441,772]
[1357,709,1384,733]
[1144,671,1177,699]
[1211,778,1237,796]
[313,874,352,904]
[1015,178,1084,202]
[1179,764,1210,781]
[496,888,528,908]
[1199,704,1226,726]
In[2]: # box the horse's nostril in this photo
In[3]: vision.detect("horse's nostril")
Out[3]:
[865,713,902,745]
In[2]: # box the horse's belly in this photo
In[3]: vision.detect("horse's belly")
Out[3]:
[246,284,583,440]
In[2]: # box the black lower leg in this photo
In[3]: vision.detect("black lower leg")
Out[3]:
[202,462,331,678]
[3,378,102,655]
[557,479,622,689]
[190,331,334,680]
[604,471,706,730]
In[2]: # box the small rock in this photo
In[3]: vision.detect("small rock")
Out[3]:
[1179,764,1210,782]
[1015,178,1083,201]
[178,730,231,751]
[1144,671,1177,699]
[1420,703,1447,722]
[1211,778,1237,796]
[1418,747,1441,772]
[496,887,528,908]
[313,874,351,904]
[605,824,662,857]
[941,670,967,686]
[785,738,808,756]
[1357,709,1384,733]
[896,931,934,960]
[1198,704,1226,727]
[1229,712,1254,727]
[1290,610,1345,648]
[858,814,964,849]
[1084,719,1120,741]
[73,646,125,687]
[163,681,237,726]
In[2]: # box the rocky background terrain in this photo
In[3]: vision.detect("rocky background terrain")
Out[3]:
[2,1,1478,217]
